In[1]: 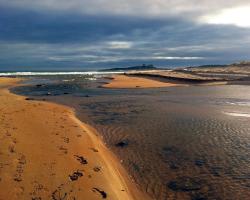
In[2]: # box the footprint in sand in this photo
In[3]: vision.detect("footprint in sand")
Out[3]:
[58,146,68,154]
[12,137,18,144]
[69,170,84,181]
[51,184,76,200]
[92,187,107,199]
[30,181,47,200]
[8,144,15,153]
[30,194,42,200]
[5,131,11,137]
[13,154,26,182]
[52,189,67,200]
[93,166,101,172]
[89,147,99,153]
[74,155,88,165]
[61,137,69,143]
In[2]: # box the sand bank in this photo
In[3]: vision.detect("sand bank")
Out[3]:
[103,75,183,88]
[0,77,150,200]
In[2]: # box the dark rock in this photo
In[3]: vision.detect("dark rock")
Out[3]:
[169,162,179,170]
[191,193,208,200]
[132,162,140,172]
[25,98,35,101]
[36,84,45,87]
[163,146,179,153]
[195,159,206,167]
[63,92,69,95]
[168,177,202,192]
[209,166,222,177]
[115,140,129,148]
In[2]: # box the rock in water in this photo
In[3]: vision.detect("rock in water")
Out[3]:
[167,176,202,191]
[115,140,129,147]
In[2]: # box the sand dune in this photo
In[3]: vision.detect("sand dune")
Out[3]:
[0,77,149,200]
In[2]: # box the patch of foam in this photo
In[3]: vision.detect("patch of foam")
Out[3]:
[0,71,124,76]
[223,112,250,118]
[226,101,250,106]
[85,77,97,81]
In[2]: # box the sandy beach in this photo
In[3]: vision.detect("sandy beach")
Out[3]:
[103,75,183,88]
[102,73,231,89]
[0,77,150,200]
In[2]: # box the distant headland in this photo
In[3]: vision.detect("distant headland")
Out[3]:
[99,64,157,72]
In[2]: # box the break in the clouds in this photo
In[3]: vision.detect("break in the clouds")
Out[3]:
[0,0,250,70]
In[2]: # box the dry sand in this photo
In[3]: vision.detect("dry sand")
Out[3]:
[103,75,182,88]
[0,77,150,200]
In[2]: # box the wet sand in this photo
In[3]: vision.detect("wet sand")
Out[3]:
[0,78,150,200]
[103,75,183,88]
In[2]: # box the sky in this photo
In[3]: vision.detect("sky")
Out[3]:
[1,0,250,71]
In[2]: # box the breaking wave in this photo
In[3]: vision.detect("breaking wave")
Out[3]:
[0,71,124,76]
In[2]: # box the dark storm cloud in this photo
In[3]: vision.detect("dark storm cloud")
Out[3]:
[0,1,250,70]
[1,0,249,19]
[0,7,158,44]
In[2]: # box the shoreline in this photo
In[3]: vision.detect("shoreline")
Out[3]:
[0,77,150,200]
[102,73,236,89]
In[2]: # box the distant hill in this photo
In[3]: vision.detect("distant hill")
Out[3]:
[195,61,250,69]
[196,64,226,68]
[186,61,250,74]
[231,61,250,67]
[100,64,157,72]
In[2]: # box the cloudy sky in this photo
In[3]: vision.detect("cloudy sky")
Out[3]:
[1,0,250,71]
